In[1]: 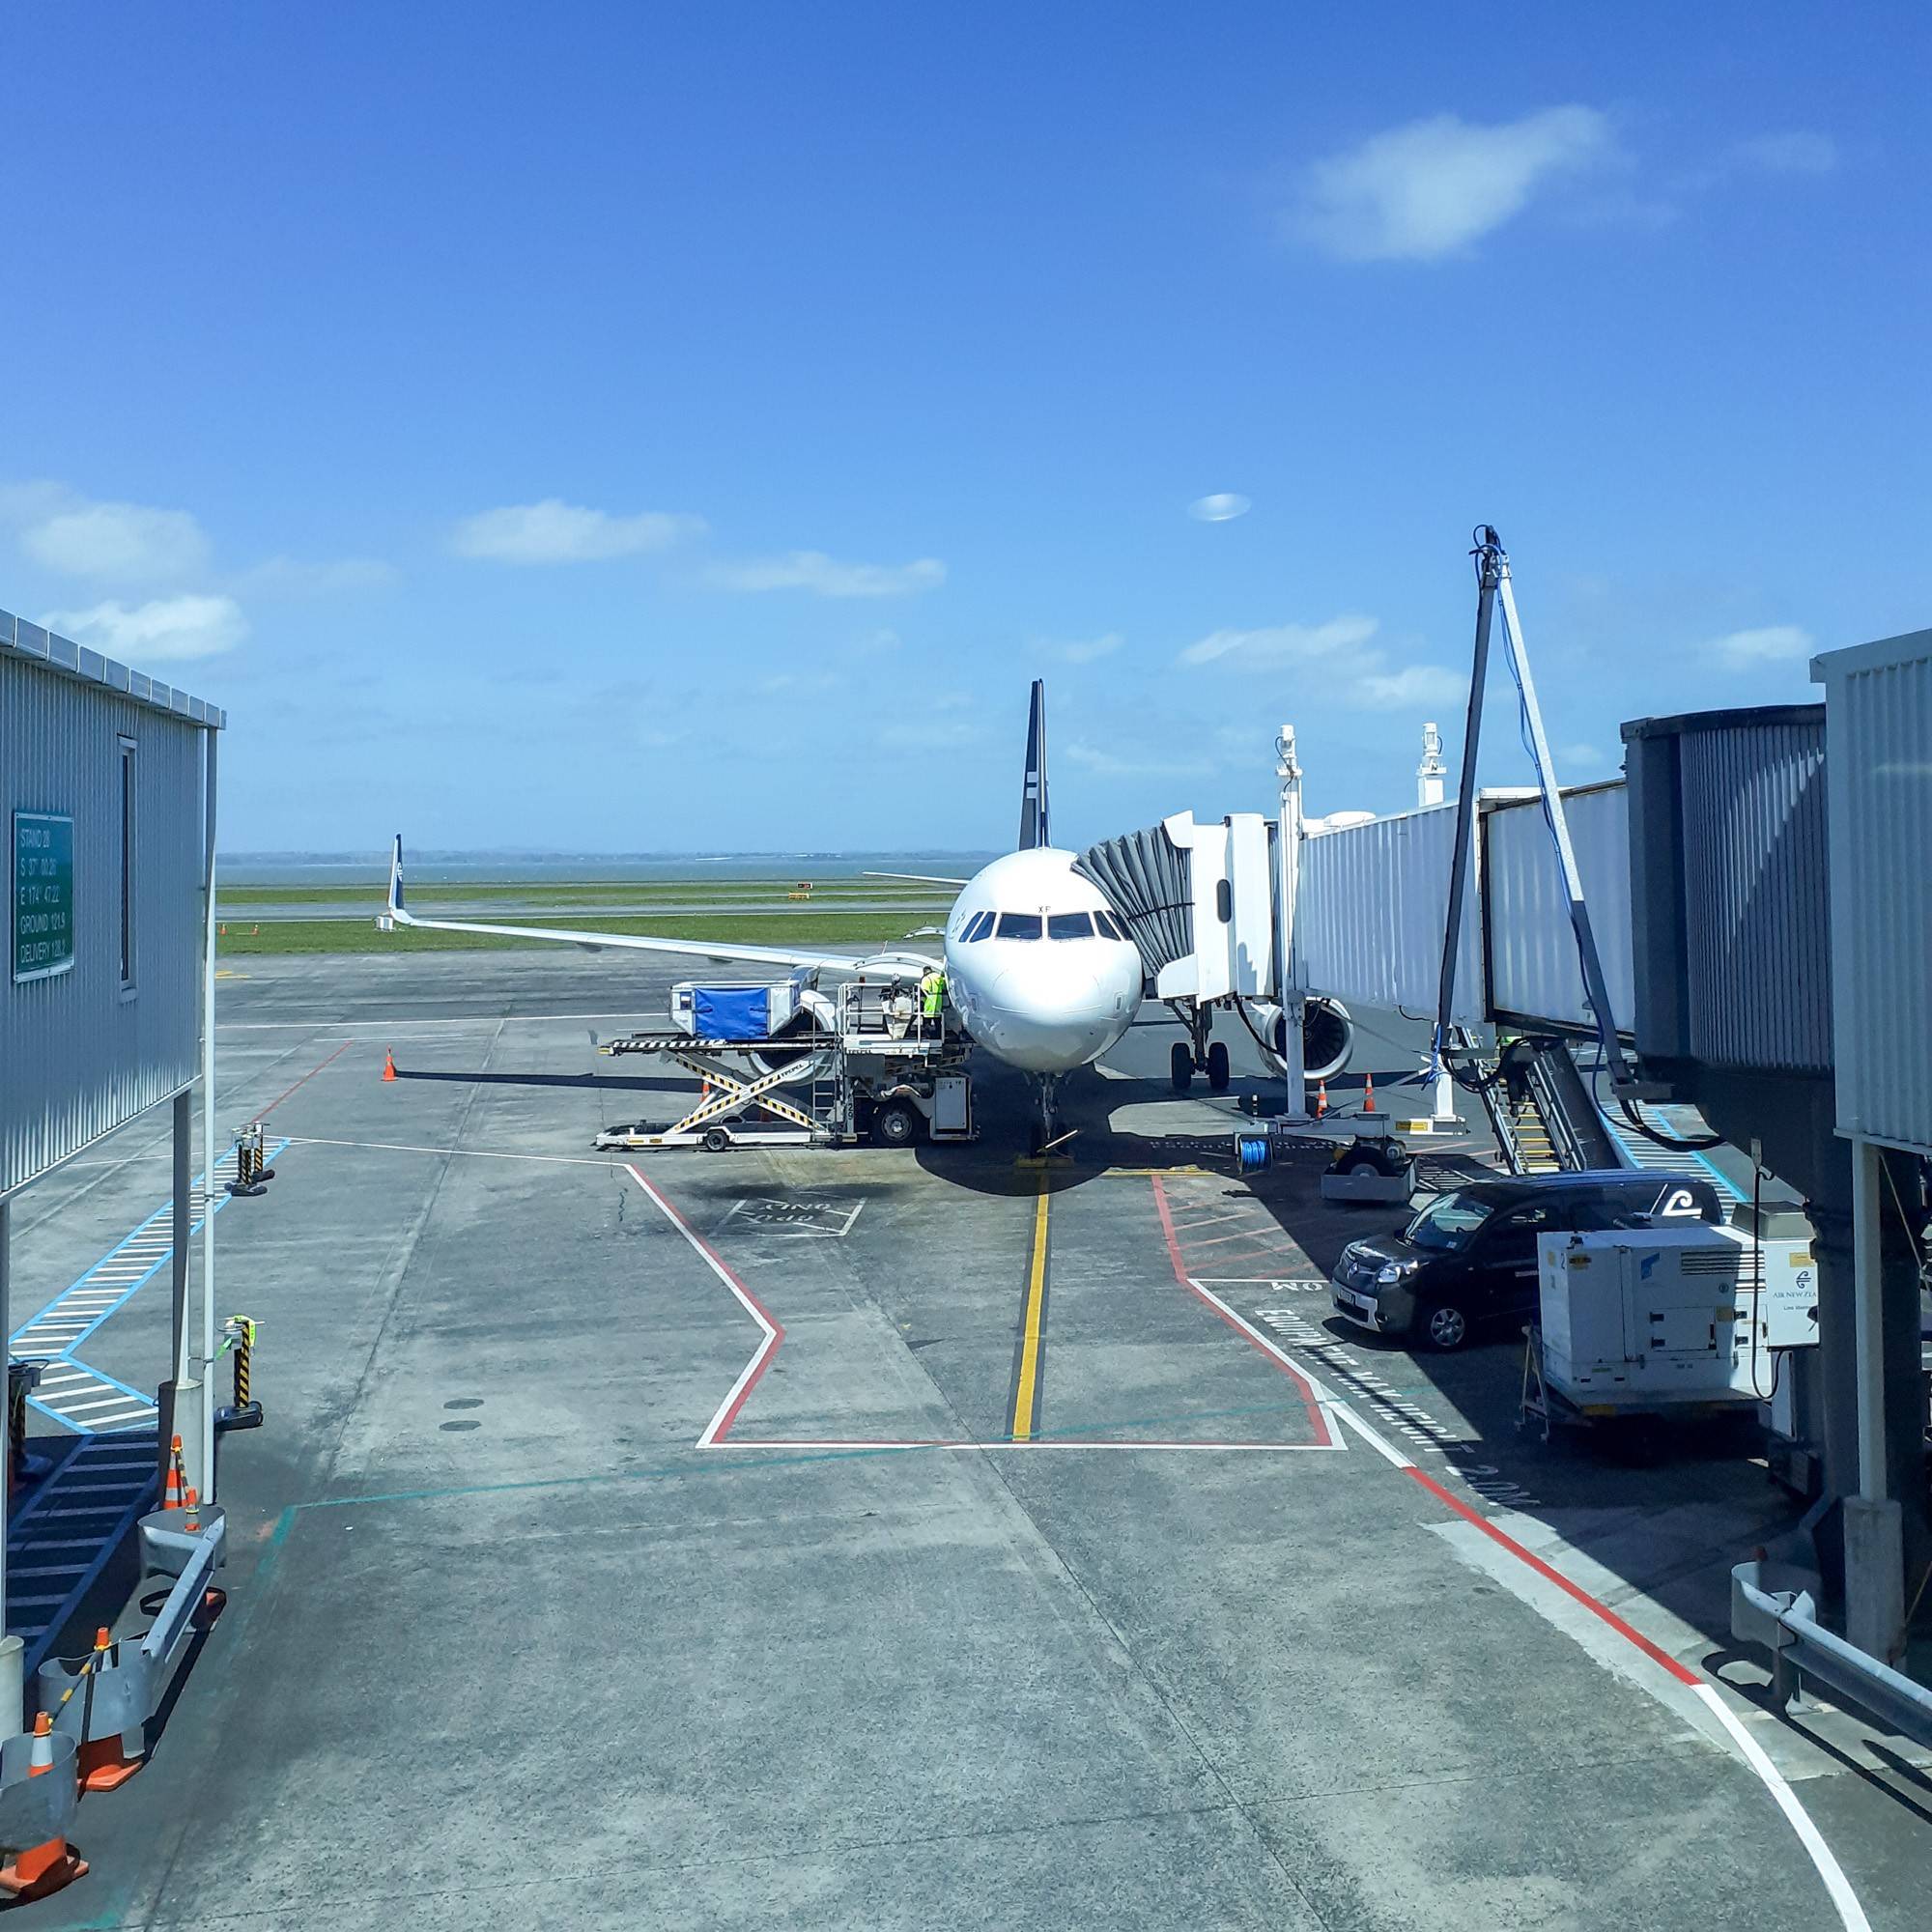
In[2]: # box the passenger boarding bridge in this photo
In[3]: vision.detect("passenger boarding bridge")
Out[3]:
[1072,553,1930,1697]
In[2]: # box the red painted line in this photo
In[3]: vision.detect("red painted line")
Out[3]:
[1401,1463,1698,1686]
[257,1038,355,1118]
[625,1165,784,1444]
[1151,1174,1331,1447]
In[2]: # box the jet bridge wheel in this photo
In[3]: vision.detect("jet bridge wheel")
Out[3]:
[1206,1040,1231,1093]
[1170,1043,1193,1094]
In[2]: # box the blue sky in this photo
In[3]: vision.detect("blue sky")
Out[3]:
[4,4,1926,853]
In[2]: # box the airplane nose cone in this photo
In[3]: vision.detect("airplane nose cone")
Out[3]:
[980,967,1117,1072]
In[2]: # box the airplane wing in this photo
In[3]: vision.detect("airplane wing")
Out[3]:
[381,838,937,973]
[862,870,971,888]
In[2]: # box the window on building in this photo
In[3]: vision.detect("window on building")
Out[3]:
[119,737,136,993]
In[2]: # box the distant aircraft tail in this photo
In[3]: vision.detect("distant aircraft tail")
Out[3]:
[385,834,410,924]
[1016,679,1050,850]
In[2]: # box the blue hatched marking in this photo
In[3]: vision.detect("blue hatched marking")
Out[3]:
[12,1140,291,1426]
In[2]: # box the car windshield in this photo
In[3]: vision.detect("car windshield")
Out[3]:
[1404,1190,1493,1251]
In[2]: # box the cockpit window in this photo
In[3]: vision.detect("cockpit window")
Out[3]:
[1047,912,1094,939]
[996,912,1044,940]
[1095,910,1128,942]
[960,910,995,941]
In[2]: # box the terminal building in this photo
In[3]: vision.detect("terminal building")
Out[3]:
[0,608,224,1718]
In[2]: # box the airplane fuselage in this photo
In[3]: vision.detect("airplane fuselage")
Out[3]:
[942,847,1143,1075]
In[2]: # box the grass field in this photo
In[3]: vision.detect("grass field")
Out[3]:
[215,878,958,908]
[215,910,935,955]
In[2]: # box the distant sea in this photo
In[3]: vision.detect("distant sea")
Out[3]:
[218,850,1002,887]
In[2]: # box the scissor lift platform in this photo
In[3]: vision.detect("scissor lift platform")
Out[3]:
[593,979,975,1151]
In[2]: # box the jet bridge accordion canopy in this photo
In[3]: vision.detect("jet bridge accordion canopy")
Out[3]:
[1075,812,1276,1004]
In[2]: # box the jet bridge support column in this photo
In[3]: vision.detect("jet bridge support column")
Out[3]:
[1275,726,1308,1120]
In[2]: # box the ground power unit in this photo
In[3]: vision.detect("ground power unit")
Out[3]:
[1535,1224,1819,1414]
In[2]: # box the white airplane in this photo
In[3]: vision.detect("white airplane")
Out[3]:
[382,683,1317,1149]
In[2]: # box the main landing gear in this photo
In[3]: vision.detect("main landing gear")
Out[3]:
[1168,1009,1231,1094]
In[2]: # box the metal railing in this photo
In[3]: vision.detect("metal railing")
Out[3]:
[1731,1559,1932,1749]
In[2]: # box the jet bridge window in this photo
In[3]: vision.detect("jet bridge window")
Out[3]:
[1047,912,1094,939]
[996,912,1044,940]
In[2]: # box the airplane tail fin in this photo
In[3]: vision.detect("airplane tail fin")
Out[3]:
[384,834,411,925]
[1016,679,1050,850]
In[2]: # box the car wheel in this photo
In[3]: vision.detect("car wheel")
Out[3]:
[701,1127,731,1153]
[1419,1301,1470,1350]
[871,1100,921,1148]
[1206,1040,1231,1093]
[1170,1042,1193,1094]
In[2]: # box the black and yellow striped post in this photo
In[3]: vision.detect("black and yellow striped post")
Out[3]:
[214,1316,263,1433]
[7,1360,48,1496]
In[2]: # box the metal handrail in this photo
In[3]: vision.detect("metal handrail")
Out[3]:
[1731,1561,1932,1748]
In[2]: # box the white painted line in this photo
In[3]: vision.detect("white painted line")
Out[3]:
[284,1136,621,1168]
[624,1165,781,1446]
[8,1566,84,1580]
[715,1438,1348,1453]
[54,1397,147,1417]
[219,1009,665,1031]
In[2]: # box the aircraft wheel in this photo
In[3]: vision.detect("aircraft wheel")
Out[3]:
[1170,1042,1193,1094]
[1206,1040,1231,1092]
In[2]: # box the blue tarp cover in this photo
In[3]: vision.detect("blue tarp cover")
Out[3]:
[693,986,769,1039]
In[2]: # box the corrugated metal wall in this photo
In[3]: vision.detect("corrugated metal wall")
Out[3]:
[1818,630,1932,1150]
[1483,783,1634,1035]
[1295,804,1484,1022]
[1,645,207,1194]
[1678,717,1832,1073]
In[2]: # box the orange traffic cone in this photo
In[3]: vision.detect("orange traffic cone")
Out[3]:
[1315,1081,1328,1119]
[1364,1073,1377,1113]
[161,1436,185,1511]
[75,1630,140,1792]
[382,1048,398,1082]
[183,1489,202,1535]
[0,1715,87,1898]
[217,922,227,936]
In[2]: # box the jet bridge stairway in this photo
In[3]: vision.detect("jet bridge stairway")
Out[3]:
[1483,1036,1626,1177]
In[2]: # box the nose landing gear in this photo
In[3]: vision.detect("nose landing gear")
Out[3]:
[1027,1075,1065,1157]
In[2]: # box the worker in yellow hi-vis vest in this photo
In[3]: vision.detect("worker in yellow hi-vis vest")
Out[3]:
[919,967,947,1039]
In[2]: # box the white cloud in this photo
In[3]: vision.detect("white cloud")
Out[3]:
[1351,664,1467,709]
[1731,131,1837,177]
[1188,493,1251,523]
[44,594,247,663]
[1179,612,1465,712]
[1048,632,1123,665]
[705,551,946,598]
[1179,614,1378,668]
[451,499,705,564]
[1704,624,1812,669]
[7,484,210,582]
[1065,740,1211,779]
[1292,106,1614,262]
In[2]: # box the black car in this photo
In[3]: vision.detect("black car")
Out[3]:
[1329,1170,1728,1350]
